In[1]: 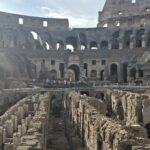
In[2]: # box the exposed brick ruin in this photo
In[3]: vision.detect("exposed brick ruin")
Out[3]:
[0,0,150,149]
[0,93,49,150]
[64,91,150,150]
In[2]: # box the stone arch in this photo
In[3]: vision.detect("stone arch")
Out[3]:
[68,64,80,81]
[100,40,108,50]
[49,69,57,80]
[79,33,87,50]
[56,40,64,50]
[90,41,98,50]
[80,42,87,50]
[124,30,132,48]
[66,36,77,52]
[42,32,54,50]
[110,63,118,82]
[112,31,119,49]
[90,70,97,78]
[100,70,105,81]
[30,31,43,49]
[136,29,145,48]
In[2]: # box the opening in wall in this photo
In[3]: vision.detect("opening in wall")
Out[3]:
[19,18,23,24]
[103,23,108,28]
[116,21,120,27]
[43,21,48,27]
[131,0,136,4]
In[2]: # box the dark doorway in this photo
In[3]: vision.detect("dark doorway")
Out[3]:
[83,63,88,77]
[110,64,118,82]
[68,64,80,81]
[59,63,65,78]
[130,68,136,80]
[100,70,104,81]
[123,64,128,83]
[145,123,150,139]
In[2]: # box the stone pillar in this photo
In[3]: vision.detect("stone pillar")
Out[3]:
[142,34,146,48]
[11,115,18,132]
[13,132,21,150]
[34,103,39,111]
[53,44,57,50]
[25,114,32,129]
[97,43,100,50]
[64,65,68,79]
[0,127,3,150]
[119,38,123,50]
[79,64,84,81]
[18,125,22,136]
[21,119,27,135]
[3,128,6,144]
[5,120,13,138]
[24,104,29,117]
[108,41,112,50]
[87,43,90,50]
[130,34,135,49]
[77,43,81,51]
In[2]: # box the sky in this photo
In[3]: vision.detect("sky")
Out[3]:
[0,0,106,28]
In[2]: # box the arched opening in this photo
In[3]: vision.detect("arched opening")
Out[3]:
[100,70,105,81]
[79,33,87,50]
[124,30,132,48]
[56,41,64,50]
[145,123,150,139]
[68,64,80,81]
[0,67,4,80]
[30,31,43,49]
[66,44,74,52]
[112,31,119,49]
[90,70,97,78]
[130,68,136,80]
[123,64,128,83]
[100,40,108,50]
[147,30,150,47]
[42,32,53,50]
[136,29,145,48]
[110,64,118,82]
[138,69,144,78]
[66,36,77,52]
[49,69,57,80]
[44,42,50,50]
[90,41,98,50]
[80,42,86,50]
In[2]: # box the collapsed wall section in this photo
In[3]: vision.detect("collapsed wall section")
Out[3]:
[65,92,150,150]
[0,92,50,150]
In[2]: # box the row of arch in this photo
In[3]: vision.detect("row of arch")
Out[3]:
[30,29,150,52]
[2,28,150,51]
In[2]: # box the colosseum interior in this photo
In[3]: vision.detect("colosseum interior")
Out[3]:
[1,0,150,149]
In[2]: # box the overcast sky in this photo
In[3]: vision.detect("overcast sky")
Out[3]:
[0,0,106,28]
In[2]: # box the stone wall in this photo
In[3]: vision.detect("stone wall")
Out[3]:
[65,92,150,150]
[0,93,50,150]
[111,90,150,126]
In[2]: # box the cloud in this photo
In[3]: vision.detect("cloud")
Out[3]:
[0,0,106,27]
